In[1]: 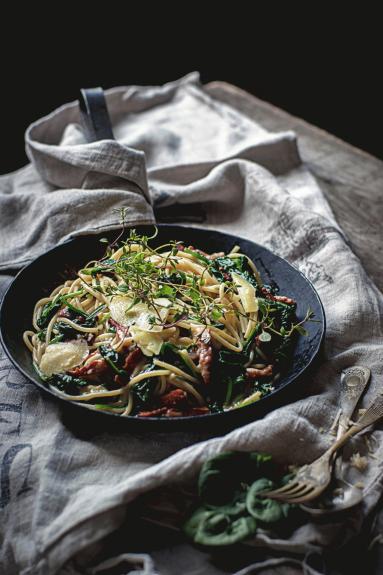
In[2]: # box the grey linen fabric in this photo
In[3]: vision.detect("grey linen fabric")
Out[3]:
[0,73,383,575]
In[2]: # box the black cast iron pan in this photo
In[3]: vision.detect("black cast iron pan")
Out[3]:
[0,224,325,432]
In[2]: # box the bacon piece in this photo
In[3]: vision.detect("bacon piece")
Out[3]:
[57,307,87,323]
[69,358,108,381]
[114,374,124,386]
[57,307,71,318]
[221,271,232,281]
[189,349,199,362]
[109,318,130,338]
[187,406,210,416]
[138,406,186,418]
[164,405,210,417]
[123,347,143,374]
[197,332,213,385]
[138,407,167,417]
[273,295,296,305]
[188,245,207,255]
[159,389,188,408]
[113,347,143,386]
[86,333,95,345]
[138,404,211,418]
[261,287,295,306]
[246,365,273,378]
[164,408,184,417]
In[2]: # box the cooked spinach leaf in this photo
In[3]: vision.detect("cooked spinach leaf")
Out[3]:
[160,342,194,376]
[40,295,100,342]
[54,308,97,340]
[37,298,63,329]
[252,380,274,396]
[224,374,246,405]
[36,290,85,329]
[206,399,224,414]
[214,350,248,406]
[211,256,258,288]
[49,373,89,395]
[99,345,125,375]
[37,329,47,342]
[132,380,153,408]
[54,322,77,340]
[218,350,248,367]
[131,364,158,411]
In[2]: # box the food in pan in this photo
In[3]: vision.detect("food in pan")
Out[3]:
[23,229,312,418]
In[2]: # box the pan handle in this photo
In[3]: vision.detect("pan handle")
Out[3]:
[79,87,114,142]
[78,87,205,222]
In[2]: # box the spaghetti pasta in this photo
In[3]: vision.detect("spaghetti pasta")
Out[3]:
[24,229,307,417]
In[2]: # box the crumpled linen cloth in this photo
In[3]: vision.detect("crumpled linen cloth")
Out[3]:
[0,73,382,575]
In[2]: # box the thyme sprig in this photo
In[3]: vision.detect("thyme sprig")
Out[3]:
[78,229,313,339]
[79,229,228,327]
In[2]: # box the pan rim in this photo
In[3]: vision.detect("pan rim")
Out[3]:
[0,224,326,425]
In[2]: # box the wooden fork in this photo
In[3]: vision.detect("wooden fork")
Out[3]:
[262,392,383,504]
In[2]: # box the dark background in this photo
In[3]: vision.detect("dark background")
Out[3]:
[1,20,380,175]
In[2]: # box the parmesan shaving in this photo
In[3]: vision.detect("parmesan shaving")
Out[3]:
[109,296,171,332]
[231,272,258,314]
[40,340,89,377]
